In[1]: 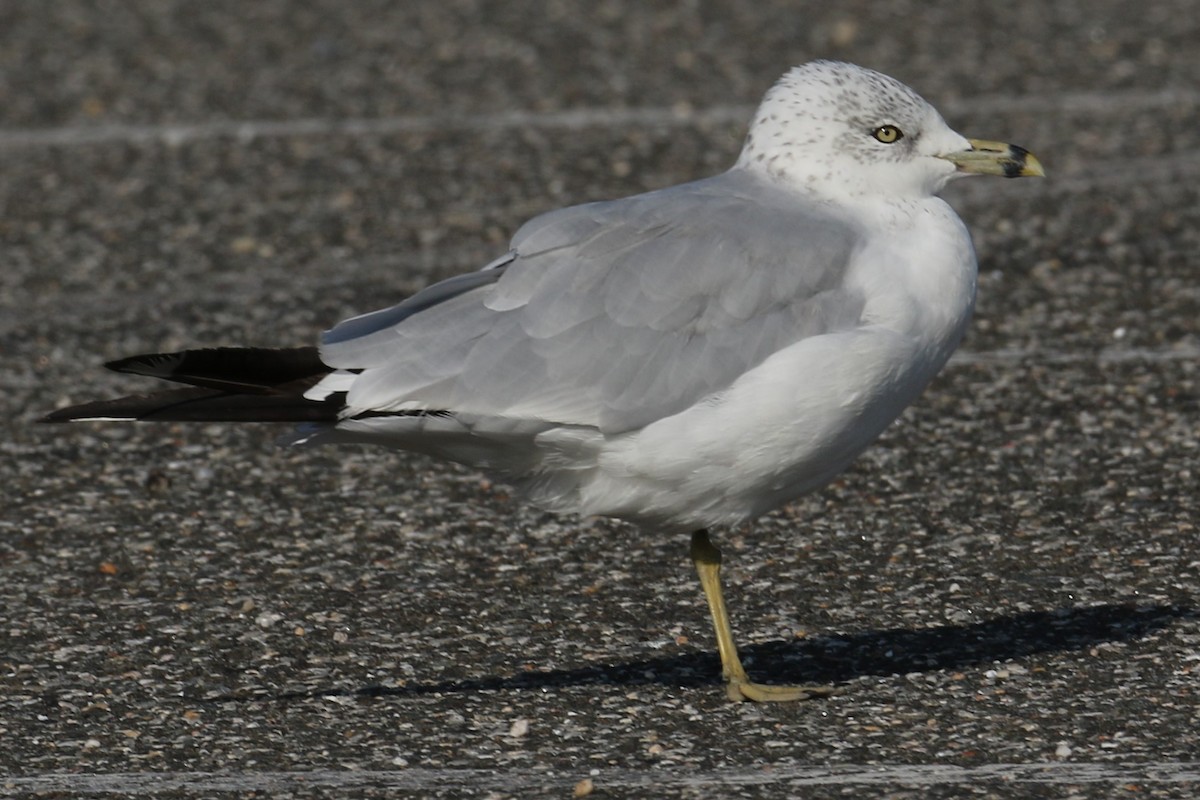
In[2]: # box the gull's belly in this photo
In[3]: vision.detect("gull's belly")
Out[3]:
[580,324,951,531]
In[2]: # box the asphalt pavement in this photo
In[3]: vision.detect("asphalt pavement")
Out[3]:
[2,2,1198,797]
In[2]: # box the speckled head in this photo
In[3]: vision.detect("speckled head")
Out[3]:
[736,61,972,201]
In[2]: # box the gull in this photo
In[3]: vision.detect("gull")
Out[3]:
[43,61,1043,702]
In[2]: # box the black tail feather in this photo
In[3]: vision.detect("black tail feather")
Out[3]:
[41,346,341,424]
[106,346,328,393]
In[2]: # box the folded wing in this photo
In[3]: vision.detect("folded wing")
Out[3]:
[317,169,867,435]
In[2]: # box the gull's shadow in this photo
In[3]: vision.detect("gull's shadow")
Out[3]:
[205,603,1190,702]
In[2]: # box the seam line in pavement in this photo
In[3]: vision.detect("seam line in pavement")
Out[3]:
[4,762,1199,794]
[948,346,1200,366]
[0,86,1196,150]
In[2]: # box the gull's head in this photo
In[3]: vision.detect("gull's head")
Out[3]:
[737,61,1043,201]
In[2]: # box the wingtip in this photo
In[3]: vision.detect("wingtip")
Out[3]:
[38,409,106,424]
[38,406,73,424]
[104,352,181,377]
[38,403,134,423]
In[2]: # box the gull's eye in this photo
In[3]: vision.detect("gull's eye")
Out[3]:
[872,125,903,144]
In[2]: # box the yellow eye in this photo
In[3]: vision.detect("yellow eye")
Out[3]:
[872,125,903,144]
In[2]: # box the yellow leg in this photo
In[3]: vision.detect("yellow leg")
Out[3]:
[690,529,837,702]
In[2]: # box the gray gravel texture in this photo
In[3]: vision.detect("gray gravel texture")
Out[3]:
[3,1,1199,798]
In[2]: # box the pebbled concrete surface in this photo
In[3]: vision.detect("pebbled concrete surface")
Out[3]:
[2,1,1198,797]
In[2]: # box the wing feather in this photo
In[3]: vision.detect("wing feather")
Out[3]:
[316,169,866,434]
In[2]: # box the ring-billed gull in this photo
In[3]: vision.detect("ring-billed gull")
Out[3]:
[43,61,1043,702]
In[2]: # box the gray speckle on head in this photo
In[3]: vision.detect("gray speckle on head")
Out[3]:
[736,61,964,200]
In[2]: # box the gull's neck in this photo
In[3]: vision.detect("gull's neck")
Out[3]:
[733,159,936,234]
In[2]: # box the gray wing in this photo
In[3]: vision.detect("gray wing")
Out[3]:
[319,169,866,434]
